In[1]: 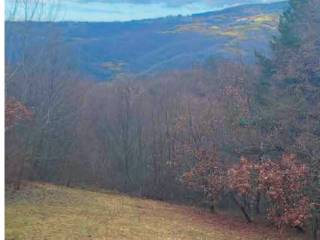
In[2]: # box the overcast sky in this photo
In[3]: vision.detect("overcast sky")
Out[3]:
[6,0,282,22]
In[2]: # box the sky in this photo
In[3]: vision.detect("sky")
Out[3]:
[6,0,282,22]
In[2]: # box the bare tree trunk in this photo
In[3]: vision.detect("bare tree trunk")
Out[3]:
[230,193,252,223]
[313,216,319,240]
[210,203,215,213]
[15,165,24,191]
[255,192,261,215]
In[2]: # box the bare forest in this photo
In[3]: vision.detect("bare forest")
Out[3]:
[5,0,320,239]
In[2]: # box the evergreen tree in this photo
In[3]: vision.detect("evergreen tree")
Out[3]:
[256,0,320,238]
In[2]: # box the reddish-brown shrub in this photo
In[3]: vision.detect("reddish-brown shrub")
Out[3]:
[5,97,32,130]
[257,154,311,229]
[182,149,226,209]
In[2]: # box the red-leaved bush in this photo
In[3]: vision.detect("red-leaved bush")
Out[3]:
[182,149,226,211]
[5,97,32,130]
[257,154,311,229]
[228,157,258,199]
[184,153,311,229]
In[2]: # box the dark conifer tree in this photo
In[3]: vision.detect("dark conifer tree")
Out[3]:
[256,0,320,238]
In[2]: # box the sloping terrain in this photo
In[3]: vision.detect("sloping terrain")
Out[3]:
[6,182,303,240]
[6,2,287,80]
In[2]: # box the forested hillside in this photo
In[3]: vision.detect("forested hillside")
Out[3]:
[6,2,286,80]
[5,0,320,239]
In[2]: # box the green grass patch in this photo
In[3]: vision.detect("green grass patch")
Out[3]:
[6,183,303,240]
[162,14,279,41]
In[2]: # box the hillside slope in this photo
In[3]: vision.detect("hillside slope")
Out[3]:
[6,2,287,81]
[6,183,303,240]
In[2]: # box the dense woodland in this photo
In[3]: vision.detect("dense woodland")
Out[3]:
[5,0,320,239]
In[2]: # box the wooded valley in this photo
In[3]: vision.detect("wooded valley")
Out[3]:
[5,0,320,239]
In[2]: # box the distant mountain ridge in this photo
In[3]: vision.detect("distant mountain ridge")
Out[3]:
[6,1,288,81]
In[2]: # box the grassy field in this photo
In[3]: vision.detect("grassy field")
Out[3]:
[6,183,303,240]
[163,14,279,40]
